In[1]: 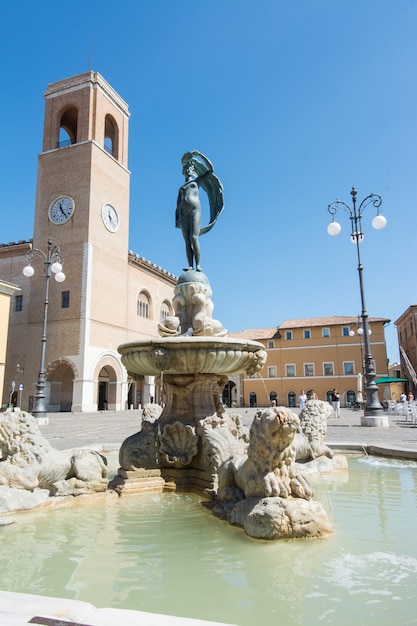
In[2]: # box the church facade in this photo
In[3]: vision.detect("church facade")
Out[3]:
[0,71,176,413]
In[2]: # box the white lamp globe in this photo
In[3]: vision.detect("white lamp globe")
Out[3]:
[23,265,35,277]
[54,271,66,283]
[357,327,364,335]
[51,261,63,274]
[372,214,387,230]
[327,221,341,236]
[349,330,355,337]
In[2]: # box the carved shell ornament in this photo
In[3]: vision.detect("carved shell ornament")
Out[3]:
[159,422,198,466]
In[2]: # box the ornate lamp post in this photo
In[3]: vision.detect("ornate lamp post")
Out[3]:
[327,187,387,426]
[23,238,65,418]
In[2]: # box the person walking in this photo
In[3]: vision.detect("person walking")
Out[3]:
[298,390,307,409]
[331,388,341,418]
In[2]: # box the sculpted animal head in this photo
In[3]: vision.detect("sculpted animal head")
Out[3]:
[247,407,300,472]
[0,409,51,464]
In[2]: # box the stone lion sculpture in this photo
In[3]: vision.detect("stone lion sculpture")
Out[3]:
[218,406,314,502]
[0,409,108,497]
[214,406,333,539]
[294,399,335,462]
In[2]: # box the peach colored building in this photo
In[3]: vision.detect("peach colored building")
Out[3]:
[395,304,417,394]
[230,316,389,408]
[0,72,176,412]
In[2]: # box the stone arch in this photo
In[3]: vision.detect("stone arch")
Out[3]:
[222,380,236,408]
[58,106,78,147]
[92,354,125,411]
[47,358,78,412]
[104,113,119,160]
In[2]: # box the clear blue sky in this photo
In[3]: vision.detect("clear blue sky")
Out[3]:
[1,0,416,364]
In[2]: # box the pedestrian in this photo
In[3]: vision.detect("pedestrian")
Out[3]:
[298,390,307,409]
[400,392,407,403]
[408,392,415,402]
[308,390,318,400]
[331,388,341,418]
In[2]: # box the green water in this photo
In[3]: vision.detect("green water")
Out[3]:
[1,455,417,625]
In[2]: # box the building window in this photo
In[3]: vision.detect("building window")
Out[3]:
[267,340,275,349]
[137,293,150,318]
[61,291,70,308]
[160,302,170,322]
[304,363,314,376]
[322,327,330,338]
[323,362,334,376]
[303,329,311,339]
[285,330,293,340]
[286,364,295,377]
[343,361,355,375]
[342,326,350,336]
[268,366,277,378]
[15,295,23,312]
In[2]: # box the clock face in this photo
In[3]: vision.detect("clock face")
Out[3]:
[49,196,74,224]
[102,203,119,232]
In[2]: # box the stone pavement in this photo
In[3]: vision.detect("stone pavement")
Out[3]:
[38,405,417,457]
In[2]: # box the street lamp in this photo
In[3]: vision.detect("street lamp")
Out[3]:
[327,187,387,426]
[23,238,65,418]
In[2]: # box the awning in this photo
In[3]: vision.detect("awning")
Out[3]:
[374,377,409,384]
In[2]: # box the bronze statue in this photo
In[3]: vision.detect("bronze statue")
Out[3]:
[175,151,224,271]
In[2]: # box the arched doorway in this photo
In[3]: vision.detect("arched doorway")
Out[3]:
[249,391,257,407]
[222,381,236,408]
[269,391,278,406]
[288,391,296,407]
[346,389,356,407]
[48,361,75,412]
[98,366,117,410]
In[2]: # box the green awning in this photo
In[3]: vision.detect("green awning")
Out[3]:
[374,377,408,384]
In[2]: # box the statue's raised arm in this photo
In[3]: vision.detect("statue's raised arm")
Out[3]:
[175,151,224,271]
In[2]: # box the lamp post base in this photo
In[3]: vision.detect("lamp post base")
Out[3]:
[361,414,389,428]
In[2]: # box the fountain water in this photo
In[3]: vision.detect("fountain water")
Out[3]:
[1,455,417,625]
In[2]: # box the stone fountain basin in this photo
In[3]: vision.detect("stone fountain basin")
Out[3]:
[118,336,266,376]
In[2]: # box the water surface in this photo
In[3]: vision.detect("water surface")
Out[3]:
[1,455,417,625]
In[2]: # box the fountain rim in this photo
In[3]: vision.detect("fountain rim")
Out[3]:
[118,336,266,355]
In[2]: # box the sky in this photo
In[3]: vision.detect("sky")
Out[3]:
[1,0,416,365]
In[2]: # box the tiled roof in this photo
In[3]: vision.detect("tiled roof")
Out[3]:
[229,315,390,340]
[229,328,278,340]
[278,316,390,329]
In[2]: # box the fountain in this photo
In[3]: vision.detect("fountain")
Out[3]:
[1,152,416,623]
[112,152,336,539]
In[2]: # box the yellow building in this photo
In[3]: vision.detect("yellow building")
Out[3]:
[0,71,176,413]
[0,279,20,408]
[230,316,389,408]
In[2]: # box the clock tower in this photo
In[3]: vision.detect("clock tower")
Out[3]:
[32,72,132,410]
[1,71,176,412]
